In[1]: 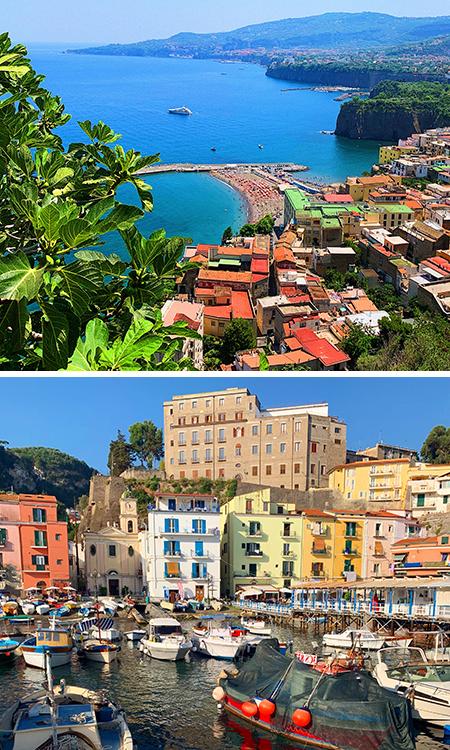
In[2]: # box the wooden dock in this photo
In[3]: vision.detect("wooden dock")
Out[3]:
[135,162,309,176]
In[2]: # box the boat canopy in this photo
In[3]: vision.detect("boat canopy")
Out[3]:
[77,617,114,632]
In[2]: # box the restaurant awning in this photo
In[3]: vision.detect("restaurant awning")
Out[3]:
[238,587,263,599]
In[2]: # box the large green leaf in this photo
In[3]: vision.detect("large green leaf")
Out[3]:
[57,261,102,315]
[41,303,69,370]
[59,218,94,249]
[67,318,109,371]
[0,252,44,301]
[0,299,29,352]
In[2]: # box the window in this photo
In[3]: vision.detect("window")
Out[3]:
[168,498,176,511]
[280,464,286,475]
[236,396,242,404]
[280,442,286,454]
[192,430,199,444]
[55,533,61,541]
[266,444,272,455]
[192,400,197,409]
[192,519,206,534]
[344,540,353,554]
[218,428,225,442]
[266,424,272,435]
[56,559,62,565]
[416,493,425,508]
[295,421,301,432]
[90,544,96,556]
[248,563,257,576]
[252,467,258,477]
[283,543,290,555]
[192,499,205,510]
[345,522,356,537]
[442,536,449,545]
[178,417,186,426]
[0,529,6,547]
[236,412,243,421]
[375,523,382,537]
[235,444,241,457]
[283,523,291,537]
[335,439,341,445]
[219,398,224,406]
[335,427,340,434]
[108,545,116,557]
[263,502,269,512]
[246,542,261,556]
[128,546,134,557]
[249,521,260,535]
[178,450,186,464]
[252,445,258,455]
[373,563,380,575]
[218,413,226,422]
[294,442,300,452]
[343,559,354,573]
[206,400,211,408]
[179,401,184,410]
[205,429,212,444]
[34,530,47,547]
[205,448,212,462]
[246,499,253,513]
[444,496,449,505]
[191,416,199,425]
[266,466,272,475]
[312,562,323,577]
[32,554,48,571]
[252,425,258,436]
[194,540,204,557]
[282,561,293,576]
[32,508,46,523]
[311,442,317,453]
[192,449,199,463]
[294,464,300,474]
[218,447,225,461]
[281,423,287,434]
[164,518,179,533]
[128,520,134,533]
[310,464,315,473]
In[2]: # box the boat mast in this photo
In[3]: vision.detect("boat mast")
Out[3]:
[45,650,59,750]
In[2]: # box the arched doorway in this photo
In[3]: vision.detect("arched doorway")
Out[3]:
[107,571,120,597]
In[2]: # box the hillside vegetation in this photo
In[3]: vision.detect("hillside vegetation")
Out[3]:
[70,13,450,57]
[0,444,95,507]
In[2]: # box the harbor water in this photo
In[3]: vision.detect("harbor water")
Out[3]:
[0,620,442,750]
[24,46,382,245]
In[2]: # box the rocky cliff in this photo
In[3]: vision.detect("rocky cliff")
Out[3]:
[266,64,446,89]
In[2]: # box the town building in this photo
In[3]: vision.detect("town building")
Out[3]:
[141,492,220,603]
[0,493,69,592]
[83,496,142,597]
[327,459,411,510]
[360,443,419,461]
[392,535,450,577]
[362,512,421,578]
[160,299,204,370]
[164,387,347,490]
[407,464,450,515]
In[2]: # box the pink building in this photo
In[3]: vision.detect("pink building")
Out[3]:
[363,511,421,578]
[0,495,23,576]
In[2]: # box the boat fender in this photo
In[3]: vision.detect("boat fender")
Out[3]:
[292,708,312,728]
[241,701,258,718]
[212,686,226,702]
[258,699,276,722]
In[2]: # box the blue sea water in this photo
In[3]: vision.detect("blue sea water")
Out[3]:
[27,45,382,245]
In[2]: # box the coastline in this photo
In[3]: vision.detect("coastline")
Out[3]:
[210,168,284,224]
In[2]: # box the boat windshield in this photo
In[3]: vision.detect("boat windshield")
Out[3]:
[386,662,450,684]
[379,647,426,668]
[154,625,182,636]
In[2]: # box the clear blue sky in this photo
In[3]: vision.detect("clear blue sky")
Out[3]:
[3,1,440,45]
[1,377,448,472]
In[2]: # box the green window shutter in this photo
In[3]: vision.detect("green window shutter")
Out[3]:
[0,529,6,546]
[31,555,36,564]
[417,494,425,508]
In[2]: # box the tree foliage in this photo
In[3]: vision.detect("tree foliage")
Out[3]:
[221,319,257,363]
[129,420,163,468]
[107,430,134,476]
[421,426,450,464]
[0,34,197,371]
[240,214,274,237]
[221,226,233,244]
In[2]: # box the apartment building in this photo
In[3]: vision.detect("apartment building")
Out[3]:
[0,493,69,591]
[164,388,346,491]
[393,535,450,578]
[328,459,410,510]
[362,512,421,579]
[141,492,220,603]
[407,464,450,516]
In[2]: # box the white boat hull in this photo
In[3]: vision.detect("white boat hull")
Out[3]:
[21,648,73,669]
[323,634,385,651]
[194,636,244,660]
[141,638,192,661]
[125,631,146,642]
[35,605,50,616]
[84,648,118,664]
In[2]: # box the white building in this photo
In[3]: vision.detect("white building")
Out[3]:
[141,493,221,603]
[408,470,450,516]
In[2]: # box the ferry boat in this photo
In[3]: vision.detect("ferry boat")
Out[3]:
[168,106,192,116]
[21,626,74,669]
[373,646,450,727]
[0,654,133,750]
[213,640,415,750]
[140,618,192,661]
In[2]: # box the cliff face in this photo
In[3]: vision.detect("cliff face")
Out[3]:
[266,64,446,89]
[335,103,443,140]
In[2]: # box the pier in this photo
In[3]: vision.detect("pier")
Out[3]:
[135,162,309,176]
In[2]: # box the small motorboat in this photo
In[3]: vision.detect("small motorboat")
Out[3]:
[0,654,133,750]
[0,637,20,660]
[19,600,36,616]
[323,628,386,651]
[76,616,121,642]
[21,625,74,669]
[211,147,217,152]
[7,615,34,625]
[35,603,51,616]
[373,646,450,727]
[124,630,146,642]
[192,618,259,661]
[258,144,264,149]
[241,617,272,636]
[214,639,415,750]
[140,618,192,661]
[168,106,192,116]
[78,638,120,664]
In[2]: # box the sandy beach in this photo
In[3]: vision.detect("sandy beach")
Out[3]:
[210,168,284,223]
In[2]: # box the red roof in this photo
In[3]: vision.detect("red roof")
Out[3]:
[422,256,450,276]
[251,258,269,274]
[231,291,254,320]
[204,305,232,320]
[293,328,350,367]
[323,193,355,204]
[198,269,252,285]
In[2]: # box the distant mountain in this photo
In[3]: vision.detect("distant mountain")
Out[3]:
[70,13,450,57]
[0,444,96,508]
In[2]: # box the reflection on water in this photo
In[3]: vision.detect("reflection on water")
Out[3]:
[0,621,443,750]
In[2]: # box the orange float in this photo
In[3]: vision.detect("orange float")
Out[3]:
[241,701,258,718]
[292,708,312,728]
[258,699,276,722]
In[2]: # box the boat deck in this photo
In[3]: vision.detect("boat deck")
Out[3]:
[16,704,95,731]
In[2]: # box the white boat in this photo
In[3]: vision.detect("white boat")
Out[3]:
[124,630,146,642]
[373,646,450,727]
[192,620,259,661]
[79,638,120,664]
[168,106,192,116]
[0,654,133,750]
[21,626,74,669]
[323,628,386,651]
[140,618,192,661]
[19,601,36,616]
[76,616,122,642]
[241,617,272,636]
[35,604,50,616]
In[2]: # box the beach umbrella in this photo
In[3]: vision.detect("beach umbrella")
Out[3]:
[63,585,76,591]
[45,586,59,591]
[25,586,39,592]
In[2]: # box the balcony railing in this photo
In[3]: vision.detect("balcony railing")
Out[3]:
[280,531,296,538]
[163,551,182,558]
[245,550,263,557]
[343,549,357,555]
[164,573,182,579]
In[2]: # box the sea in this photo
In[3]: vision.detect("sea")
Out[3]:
[25,44,382,248]
[0,619,442,750]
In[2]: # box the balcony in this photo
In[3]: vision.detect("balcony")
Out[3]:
[163,551,183,558]
[280,530,296,539]
[245,550,263,557]
[342,548,358,556]
[312,546,327,555]
[164,573,182,579]
[191,573,208,580]
[282,551,295,558]
[246,530,262,537]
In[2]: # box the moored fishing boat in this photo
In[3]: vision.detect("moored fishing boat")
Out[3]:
[323,628,386,651]
[213,640,415,750]
[76,617,121,642]
[192,619,259,661]
[140,618,192,661]
[240,617,272,636]
[0,637,20,660]
[124,630,146,642]
[21,625,74,669]
[0,653,133,749]
[78,638,120,664]
[373,646,450,727]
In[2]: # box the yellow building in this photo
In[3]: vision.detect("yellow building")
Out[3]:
[298,510,335,581]
[378,146,418,165]
[346,175,402,202]
[220,488,302,597]
[332,511,365,580]
[328,458,411,510]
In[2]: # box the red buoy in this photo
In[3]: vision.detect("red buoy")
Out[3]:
[258,699,276,722]
[292,708,312,728]
[241,701,258,718]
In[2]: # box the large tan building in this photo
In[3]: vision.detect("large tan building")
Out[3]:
[164,388,346,491]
